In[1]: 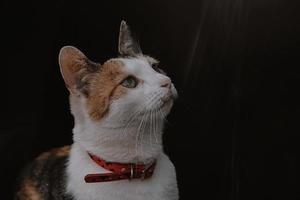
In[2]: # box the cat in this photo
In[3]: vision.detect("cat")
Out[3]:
[15,20,179,200]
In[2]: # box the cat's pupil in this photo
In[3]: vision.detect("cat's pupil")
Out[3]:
[121,76,138,88]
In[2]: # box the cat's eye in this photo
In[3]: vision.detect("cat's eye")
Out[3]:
[121,76,138,88]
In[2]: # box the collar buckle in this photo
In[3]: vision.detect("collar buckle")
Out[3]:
[141,162,154,180]
[129,164,134,180]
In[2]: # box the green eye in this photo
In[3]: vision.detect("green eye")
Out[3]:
[121,76,138,88]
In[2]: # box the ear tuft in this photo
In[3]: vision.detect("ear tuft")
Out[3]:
[118,20,142,56]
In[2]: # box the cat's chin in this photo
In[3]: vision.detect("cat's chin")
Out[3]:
[156,98,174,116]
[163,100,173,114]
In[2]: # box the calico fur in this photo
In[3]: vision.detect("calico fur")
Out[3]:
[15,146,73,200]
[15,21,179,200]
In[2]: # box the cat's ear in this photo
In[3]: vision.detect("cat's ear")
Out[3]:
[58,46,99,95]
[118,20,142,56]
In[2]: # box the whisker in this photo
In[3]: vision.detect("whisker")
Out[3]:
[154,109,159,143]
[135,110,147,160]
[121,98,152,136]
[121,104,144,137]
[140,111,149,159]
[150,109,153,149]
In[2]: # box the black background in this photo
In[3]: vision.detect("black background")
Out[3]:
[1,0,300,199]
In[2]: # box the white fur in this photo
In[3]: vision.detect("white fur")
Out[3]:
[66,56,179,200]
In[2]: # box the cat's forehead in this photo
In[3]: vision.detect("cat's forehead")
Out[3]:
[109,55,159,75]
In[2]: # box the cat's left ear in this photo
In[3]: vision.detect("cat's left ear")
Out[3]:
[118,20,142,56]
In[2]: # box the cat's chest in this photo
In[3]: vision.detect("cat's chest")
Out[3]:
[69,180,172,200]
[66,149,178,200]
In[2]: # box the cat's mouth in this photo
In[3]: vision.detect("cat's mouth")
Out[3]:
[158,89,176,111]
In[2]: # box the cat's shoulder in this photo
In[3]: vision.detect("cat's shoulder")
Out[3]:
[15,146,72,200]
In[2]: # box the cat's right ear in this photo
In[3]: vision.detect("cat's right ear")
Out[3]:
[58,46,99,95]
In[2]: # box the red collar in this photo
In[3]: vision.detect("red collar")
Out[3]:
[84,153,156,183]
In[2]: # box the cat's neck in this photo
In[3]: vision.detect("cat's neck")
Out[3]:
[72,123,163,164]
[69,95,165,164]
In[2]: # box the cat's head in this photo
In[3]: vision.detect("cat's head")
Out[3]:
[58,21,177,127]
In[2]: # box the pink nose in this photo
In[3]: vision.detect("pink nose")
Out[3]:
[160,78,171,88]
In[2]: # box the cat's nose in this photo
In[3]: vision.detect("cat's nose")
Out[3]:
[160,78,171,88]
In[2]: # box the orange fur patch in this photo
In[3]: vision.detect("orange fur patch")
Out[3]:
[87,59,128,121]
[32,146,70,177]
[17,179,42,200]
[36,146,70,161]
[51,145,71,157]
[110,85,127,100]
